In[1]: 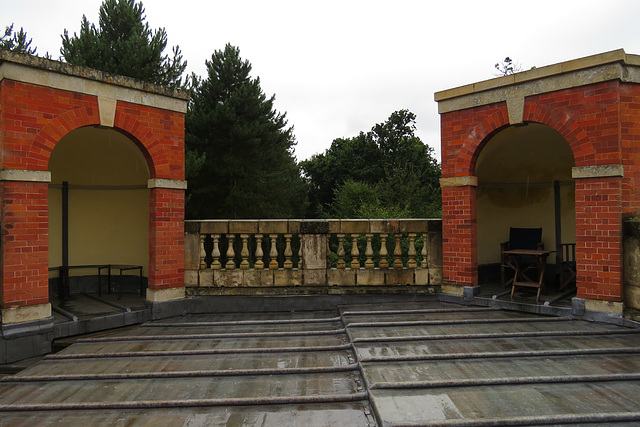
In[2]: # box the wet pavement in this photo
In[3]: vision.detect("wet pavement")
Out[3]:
[2,300,640,425]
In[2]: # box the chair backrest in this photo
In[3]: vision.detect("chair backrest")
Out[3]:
[509,227,542,250]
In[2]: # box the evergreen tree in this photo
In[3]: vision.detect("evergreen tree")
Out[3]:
[186,44,308,219]
[1,24,37,54]
[301,110,441,218]
[61,0,186,87]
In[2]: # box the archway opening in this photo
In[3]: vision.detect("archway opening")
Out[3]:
[48,126,150,299]
[475,122,575,289]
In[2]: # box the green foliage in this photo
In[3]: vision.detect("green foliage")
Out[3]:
[1,24,37,54]
[185,44,308,219]
[61,0,186,87]
[302,110,441,218]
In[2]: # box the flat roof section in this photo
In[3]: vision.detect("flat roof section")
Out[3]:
[2,300,640,425]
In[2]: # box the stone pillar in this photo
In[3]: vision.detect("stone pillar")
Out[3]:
[300,221,328,286]
[440,176,478,294]
[147,179,187,303]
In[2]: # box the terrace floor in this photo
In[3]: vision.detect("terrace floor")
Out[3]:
[2,298,640,425]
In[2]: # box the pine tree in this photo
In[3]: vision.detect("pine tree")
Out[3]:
[186,44,308,219]
[61,0,186,87]
[1,24,37,54]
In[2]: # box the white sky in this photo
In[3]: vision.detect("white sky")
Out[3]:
[4,0,640,162]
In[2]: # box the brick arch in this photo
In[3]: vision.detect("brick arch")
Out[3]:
[522,103,595,167]
[32,106,159,177]
[454,102,597,176]
[455,108,510,176]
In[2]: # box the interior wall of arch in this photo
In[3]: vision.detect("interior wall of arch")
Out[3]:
[48,126,150,278]
[475,123,576,270]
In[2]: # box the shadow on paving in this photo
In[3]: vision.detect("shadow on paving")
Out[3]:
[2,299,640,425]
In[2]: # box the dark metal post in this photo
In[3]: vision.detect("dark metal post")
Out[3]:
[62,181,69,300]
[554,180,562,278]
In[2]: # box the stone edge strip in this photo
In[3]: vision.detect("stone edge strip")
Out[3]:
[1,303,51,325]
[0,169,51,183]
[572,164,624,179]
[147,178,188,190]
[440,176,478,187]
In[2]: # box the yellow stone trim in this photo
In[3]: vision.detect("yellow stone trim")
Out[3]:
[147,178,187,190]
[572,164,624,179]
[441,284,465,296]
[1,303,51,324]
[0,169,51,182]
[584,298,624,315]
[98,96,117,127]
[440,176,478,187]
[146,287,185,302]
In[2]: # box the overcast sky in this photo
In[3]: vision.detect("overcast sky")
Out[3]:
[5,0,640,162]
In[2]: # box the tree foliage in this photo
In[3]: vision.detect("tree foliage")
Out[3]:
[186,44,308,219]
[301,110,441,218]
[61,0,186,87]
[1,24,37,54]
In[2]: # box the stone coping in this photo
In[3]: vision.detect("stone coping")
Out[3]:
[435,49,640,113]
[0,49,189,113]
[186,218,443,235]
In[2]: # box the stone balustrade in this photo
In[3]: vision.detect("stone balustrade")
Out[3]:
[184,219,443,295]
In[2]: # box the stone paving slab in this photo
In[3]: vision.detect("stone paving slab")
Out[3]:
[3,300,640,425]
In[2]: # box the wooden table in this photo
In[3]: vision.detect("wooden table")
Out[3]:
[502,249,554,303]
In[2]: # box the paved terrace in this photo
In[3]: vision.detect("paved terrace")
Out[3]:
[2,298,640,425]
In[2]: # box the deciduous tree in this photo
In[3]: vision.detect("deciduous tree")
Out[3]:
[301,110,441,218]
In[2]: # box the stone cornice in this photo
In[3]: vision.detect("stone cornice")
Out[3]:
[0,49,188,113]
[435,49,640,114]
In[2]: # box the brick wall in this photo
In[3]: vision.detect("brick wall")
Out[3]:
[441,185,477,286]
[440,81,634,302]
[0,78,185,311]
[149,188,185,290]
[0,181,49,308]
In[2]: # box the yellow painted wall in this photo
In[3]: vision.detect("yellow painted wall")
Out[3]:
[48,127,150,276]
[476,123,575,265]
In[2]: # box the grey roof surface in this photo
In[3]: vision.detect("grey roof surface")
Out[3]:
[2,300,640,426]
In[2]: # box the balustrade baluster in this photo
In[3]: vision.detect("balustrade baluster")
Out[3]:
[199,234,207,269]
[393,233,403,269]
[240,234,250,269]
[297,236,302,269]
[226,234,236,270]
[365,233,374,269]
[379,234,389,269]
[420,232,428,268]
[407,233,417,268]
[269,234,279,270]
[254,234,264,269]
[351,234,360,269]
[211,234,222,270]
[284,234,293,269]
[336,234,346,269]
